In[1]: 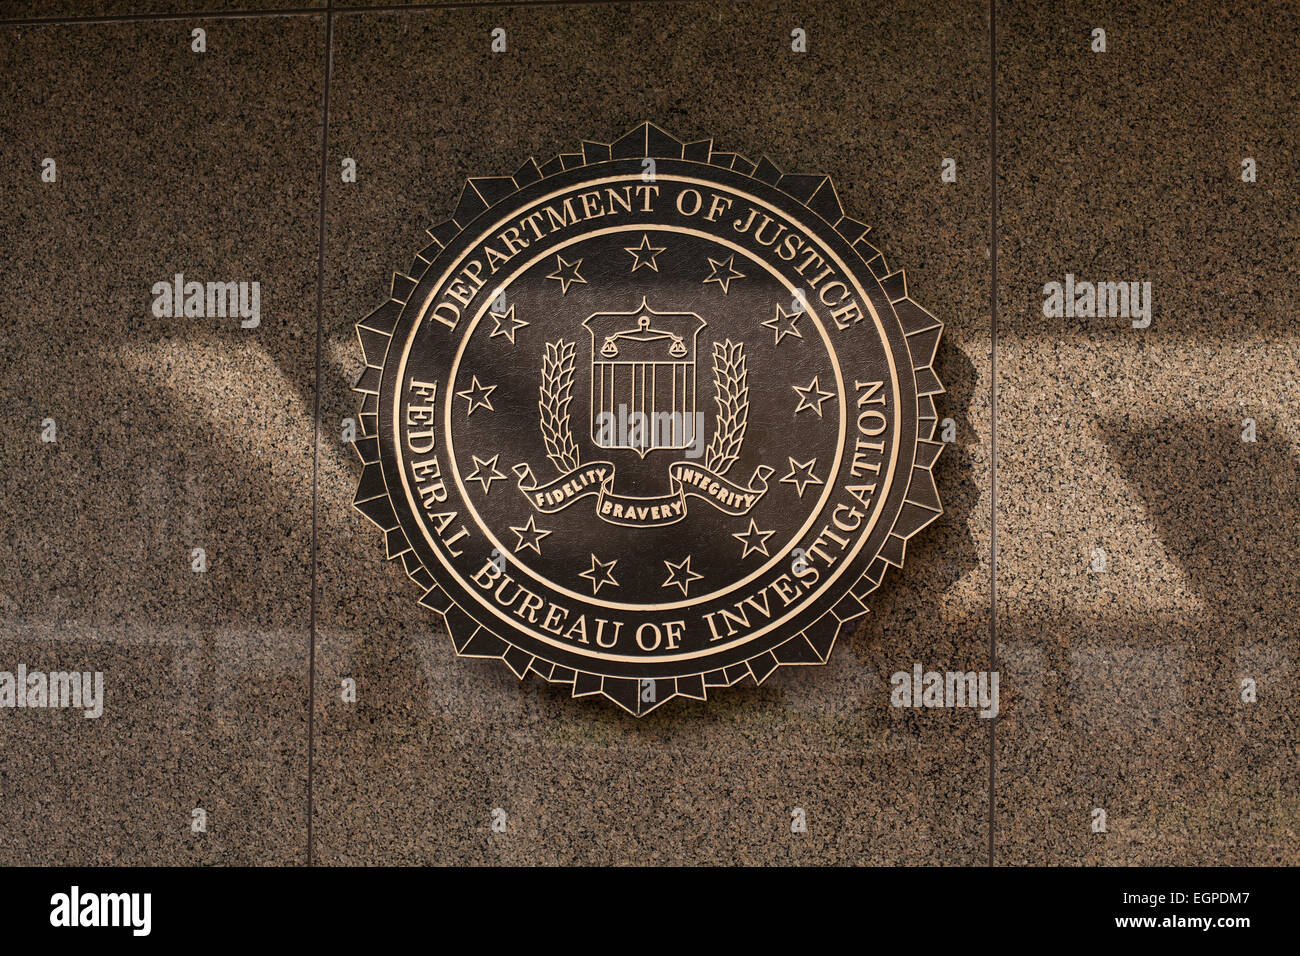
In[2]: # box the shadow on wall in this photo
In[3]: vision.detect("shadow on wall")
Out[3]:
[1096,411,1300,632]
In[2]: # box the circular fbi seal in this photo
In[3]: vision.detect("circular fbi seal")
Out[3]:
[353,124,944,716]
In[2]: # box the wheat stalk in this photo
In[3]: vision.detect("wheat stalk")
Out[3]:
[705,339,748,475]
[539,339,581,474]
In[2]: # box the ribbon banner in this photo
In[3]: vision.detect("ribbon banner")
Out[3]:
[512,461,775,528]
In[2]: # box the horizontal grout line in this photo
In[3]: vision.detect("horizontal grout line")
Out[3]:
[0,5,326,26]
[349,0,699,13]
[0,0,699,29]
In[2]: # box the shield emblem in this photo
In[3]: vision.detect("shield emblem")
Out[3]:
[583,297,707,456]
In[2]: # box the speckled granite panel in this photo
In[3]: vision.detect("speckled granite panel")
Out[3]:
[995,0,1300,864]
[0,17,323,864]
[314,0,992,864]
[12,0,1286,868]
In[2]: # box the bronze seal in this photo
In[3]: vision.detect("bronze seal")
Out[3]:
[353,124,944,715]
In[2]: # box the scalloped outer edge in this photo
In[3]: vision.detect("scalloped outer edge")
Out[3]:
[352,122,945,717]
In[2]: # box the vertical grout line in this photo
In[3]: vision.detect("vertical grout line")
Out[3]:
[307,0,334,869]
[987,0,999,868]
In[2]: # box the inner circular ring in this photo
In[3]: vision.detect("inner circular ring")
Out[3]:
[443,225,847,611]
[386,171,908,667]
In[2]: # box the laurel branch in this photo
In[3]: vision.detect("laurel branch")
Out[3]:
[540,339,581,474]
[705,339,749,475]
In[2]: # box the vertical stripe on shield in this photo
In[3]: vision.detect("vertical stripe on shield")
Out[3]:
[594,360,694,451]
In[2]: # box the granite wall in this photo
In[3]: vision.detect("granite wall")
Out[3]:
[0,0,1294,865]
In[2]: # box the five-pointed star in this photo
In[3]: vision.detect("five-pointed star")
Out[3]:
[662,555,704,597]
[465,453,507,494]
[488,304,529,345]
[546,254,588,294]
[509,514,552,555]
[793,376,835,417]
[455,375,496,416]
[624,233,667,272]
[703,254,745,294]
[732,518,776,559]
[763,303,803,345]
[579,553,619,594]
[780,457,824,498]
